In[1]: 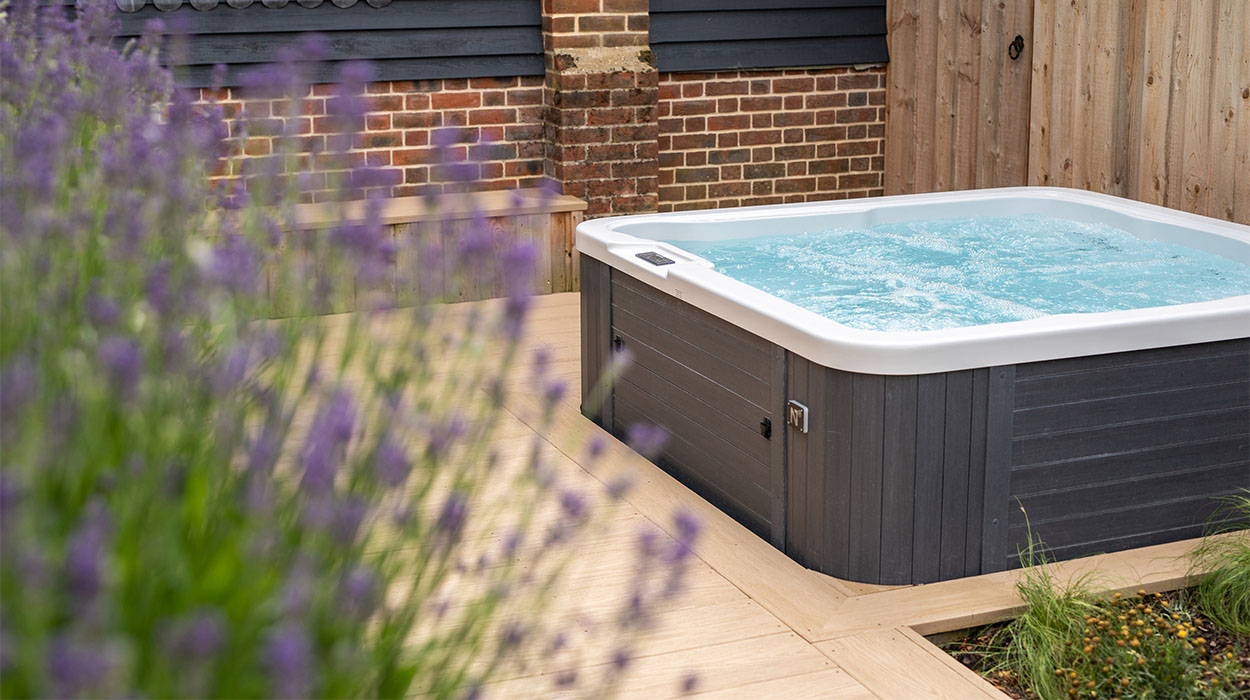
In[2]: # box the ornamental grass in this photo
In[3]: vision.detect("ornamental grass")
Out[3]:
[0,3,697,697]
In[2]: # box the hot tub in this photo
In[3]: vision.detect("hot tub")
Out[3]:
[576,187,1250,585]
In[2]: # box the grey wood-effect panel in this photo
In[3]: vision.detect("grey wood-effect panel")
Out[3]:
[173,54,544,87]
[1013,338,1250,381]
[847,373,885,583]
[610,306,772,410]
[653,35,888,73]
[1006,493,1236,564]
[614,329,776,440]
[616,352,773,469]
[1013,380,1250,438]
[980,366,1016,575]
[579,256,611,426]
[879,375,917,585]
[768,345,788,550]
[613,377,773,495]
[939,371,974,581]
[650,7,886,43]
[1012,408,1250,467]
[113,0,539,35]
[1029,519,1244,566]
[1009,462,1250,528]
[964,368,990,578]
[1014,349,1250,408]
[612,272,773,363]
[824,368,854,576]
[910,372,946,584]
[614,393,774,537]
[163,27,540,65]
[1010,437,1249,496]
[785,354,813,566]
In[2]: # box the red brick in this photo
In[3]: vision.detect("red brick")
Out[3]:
[773,77,815,93]
[751,146,773,161]
[707,148,749,164]
[588,107,636,125]
[366,151,391,167]
[741,96,783,112]
[507,88,543,106]
[393,148,432,166]
[404,94,430,111]
[838,73,879,90]
[659,84,682,101]
[550,0,600,14]
[774,112,815,127]
[845,124,868,139]
[579,15,624,32]
[775,177,816,193]
[775,144,815,160]
[805,93,847,109]
[367,95,403,112]
[686,151,707,166]
[614,124,659,141]
[836,107,878,124]
[717,132,739,147]
[549,15,576,33]
[681,82,703,97]
[719,164,742,180]
[481,90,506,107]
[431,92,481,109]
[783,95,804,110]
[739,130,781,146]
[468,108,517,125]
[717,98,738,112]
[366,114,391,130]
[587,143,635,161]
[659,117,684,134]
[659,152,683,169]
[847,91,868,106]
[674,167,718,183]
[362,131,400,149]
[685,184,707,199]
[837,140,878,157]
[670,133,717,150]
[839,173,881,188]
[683,116,706,132]
[706,80,749,96]
[671,99,716,116]
[612,161,655,179]
[603,0,646,12]
[627,14,649,31]
[611,87,656,107]
[783,128,804,143]
[707,114,750,131]
[744,163,786,179]
[394,112,440,129]
[404,130,430,147]
[751,181,773,196]
[658,185,685,201]
[751,113,772,128]
[786,161,808,176]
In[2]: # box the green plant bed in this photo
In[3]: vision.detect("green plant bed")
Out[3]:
[947,588,1250,699]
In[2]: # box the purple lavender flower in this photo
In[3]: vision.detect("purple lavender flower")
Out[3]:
[46,635,119,698]
[299,390,355,494]
[626,422,669,460]
[605,474,634,500]
[436,490,468,539]
[555,669,578,688]
[680,671,700,694]
[340,566,377,619]
[559,489,588,520]
[266,623,313,699]
[426,414,466,460]
[84,290,120,328]
[543,378,568,409]
[587,435,607,460]
[206,233,259,295]
[97,336,141,399]
[372,437,411,488]
[610,647,632,672]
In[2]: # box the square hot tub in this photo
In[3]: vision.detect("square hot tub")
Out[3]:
[577,187,1250,585]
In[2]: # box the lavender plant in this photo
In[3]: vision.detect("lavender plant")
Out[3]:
[0,3,698,698]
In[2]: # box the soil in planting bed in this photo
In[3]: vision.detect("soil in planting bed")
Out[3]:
[942,590,1250,699]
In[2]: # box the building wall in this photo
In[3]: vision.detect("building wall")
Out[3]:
[184,0,889,215]
[657,67,885,211]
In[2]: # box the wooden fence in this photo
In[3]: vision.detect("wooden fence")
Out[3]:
[885,0,1250,226]
[265,189,586,316]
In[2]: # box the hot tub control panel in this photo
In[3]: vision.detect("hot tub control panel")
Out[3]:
[635,251,675,266]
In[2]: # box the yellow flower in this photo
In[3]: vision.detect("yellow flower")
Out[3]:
[1177,629,1189,638]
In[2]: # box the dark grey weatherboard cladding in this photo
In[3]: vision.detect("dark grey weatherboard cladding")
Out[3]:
[649,0,888,73]
[579,260,1250,584]
[1003,339,1250,567]
[101,0,543,86]
[605,271,786,545]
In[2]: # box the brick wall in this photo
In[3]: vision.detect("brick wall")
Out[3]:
[203,2,889,216]
[658,67,885,212]
[204,76,548,203]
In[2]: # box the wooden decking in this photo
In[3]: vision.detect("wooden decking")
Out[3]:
[361,291,1229,699]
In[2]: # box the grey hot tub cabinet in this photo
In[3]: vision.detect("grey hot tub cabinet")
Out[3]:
[580,256,1250,585]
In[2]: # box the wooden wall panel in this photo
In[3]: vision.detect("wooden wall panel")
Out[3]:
[888,0,1249,225]
[885,0,1034,194]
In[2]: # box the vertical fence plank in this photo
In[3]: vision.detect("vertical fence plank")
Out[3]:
[1234,2,1250,226]
[1206,0,1243,223]
[885,0,920,194]
[1162,5,1192,210]
[1178,0,1213,216]
[1026,0,1054,186]
[952,0,982,189]
[1134,1,1176,206]
[914,0,941,193]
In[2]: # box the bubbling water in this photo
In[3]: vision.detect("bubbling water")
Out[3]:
[666,214,1250,332]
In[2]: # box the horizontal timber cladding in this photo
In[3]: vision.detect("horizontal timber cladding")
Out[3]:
[607,271,787,547]
[649,0,889,73]
[1001,338,1250,569]
[578,263,1250,584]
[785,358,999,585]
[106,1,543,86]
